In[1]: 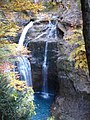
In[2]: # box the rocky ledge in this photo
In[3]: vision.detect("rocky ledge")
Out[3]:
[51,0,90,120]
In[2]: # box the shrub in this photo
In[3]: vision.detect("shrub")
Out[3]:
[0,73,35,120]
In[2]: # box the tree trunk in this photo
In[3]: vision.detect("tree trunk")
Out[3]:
[81,0,90,76]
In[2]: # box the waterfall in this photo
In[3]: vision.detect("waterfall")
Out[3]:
[18,22,33,46]
[17,22,33,86]
[42,42,49,98]
[17,56,32,86]
[41,20,57,98]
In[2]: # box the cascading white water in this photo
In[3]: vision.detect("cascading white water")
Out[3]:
[41,21,57,98]
[17,56,32,86]
[17,19,57,91]
[47,20,57,38]
[42,42,48,98]
[18,22,33,46]
[17,22,33,86]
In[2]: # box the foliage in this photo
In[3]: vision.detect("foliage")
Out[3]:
[0,23,34,120]
[0,0,45,119]
[0,41,29,75]
[0,74,17,120]
[65,28,88,73]
[0,73,35,120]
[0,0,44,13]
[0,37,35,119]
[0,22,20,38]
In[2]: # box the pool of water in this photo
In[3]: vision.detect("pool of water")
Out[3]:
[28,92,54,120]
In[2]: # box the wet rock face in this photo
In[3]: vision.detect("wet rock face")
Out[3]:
[28,41,59,92]
[57,40,90,94]
[28,41,45,91]
[51,37,90,120]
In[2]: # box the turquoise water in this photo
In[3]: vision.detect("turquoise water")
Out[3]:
[30,92,54,120]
